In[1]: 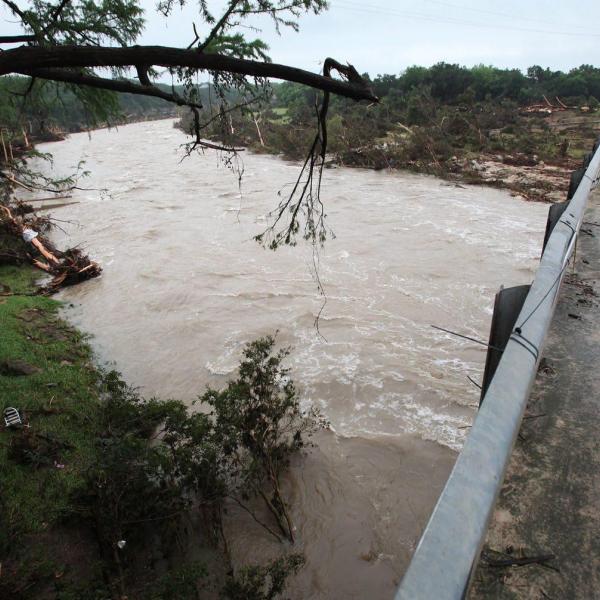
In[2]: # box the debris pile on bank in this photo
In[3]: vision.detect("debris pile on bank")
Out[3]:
[0,194,101,294]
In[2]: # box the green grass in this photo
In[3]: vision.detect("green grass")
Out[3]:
[0,262,104,594]
[0,261,221,598]
[268,107,291,125]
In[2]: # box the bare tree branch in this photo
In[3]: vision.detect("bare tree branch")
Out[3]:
[258,58,367,248]
[0,34,36,43]
[196,94,261,131]
[186,22,200,50]
[21,67,201,108]
[0,45,378,103]
[185,105,244,153]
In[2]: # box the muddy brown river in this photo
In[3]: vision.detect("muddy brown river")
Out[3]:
[36,119,547,598]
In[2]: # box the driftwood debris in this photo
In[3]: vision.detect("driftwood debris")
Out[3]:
[483,548,557,570]
[486,554,556,569]
[0,201,101,294]
[519,96,572,116]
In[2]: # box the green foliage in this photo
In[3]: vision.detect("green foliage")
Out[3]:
[150,561,209,600]
[270,62,600,115]
[77,335,318,593]
[79,373,193,558]
[22,0,144,47]
[203,33,271,62]
[203,335,326,542]
[0,261,312,596]
[207,337,318,464]
[0,76,181,139]
[1,0,332,152]
[0,262,106,598]
[0,264,100,543]
[377,62,600,105]
[222,554,305,600]
[209,60,600,181]
[157,0,327,33]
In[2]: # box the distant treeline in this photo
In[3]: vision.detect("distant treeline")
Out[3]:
[0,76,188,139]
[276,63,600,109]
[5,63,599,141]
[370,63,600,105]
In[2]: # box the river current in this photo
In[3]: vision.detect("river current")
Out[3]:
[37,119,547,598]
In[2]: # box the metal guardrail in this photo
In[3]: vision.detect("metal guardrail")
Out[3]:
[395,142,600,600]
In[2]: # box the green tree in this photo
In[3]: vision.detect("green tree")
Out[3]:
[71,335,318,598]
[203,335,326,544]
[0,0,375,134]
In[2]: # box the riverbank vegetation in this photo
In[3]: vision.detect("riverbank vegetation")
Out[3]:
[179,63,600,203]
[0,75,188,155]
[0,253,321,598]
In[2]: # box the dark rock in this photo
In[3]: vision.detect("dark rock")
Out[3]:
[0,359,42,376]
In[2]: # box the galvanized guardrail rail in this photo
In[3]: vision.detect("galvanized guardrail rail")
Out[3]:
[395,139,600,600]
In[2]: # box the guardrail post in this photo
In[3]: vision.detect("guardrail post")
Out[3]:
[568,167,585,200]
[543,202,569,251]
[480,285,530,404]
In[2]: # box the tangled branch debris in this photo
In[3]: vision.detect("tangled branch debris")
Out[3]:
[0,196,101,293]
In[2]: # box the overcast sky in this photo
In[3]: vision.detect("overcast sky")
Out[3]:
[3,0,600,76]
[137,0,600,75]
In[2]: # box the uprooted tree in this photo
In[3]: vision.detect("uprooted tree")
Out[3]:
[0,0,377,277]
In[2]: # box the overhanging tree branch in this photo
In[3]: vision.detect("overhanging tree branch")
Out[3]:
[0,45,378,102]
[258,58,370,249]
[20,67,201,107]
[0,1,377,252]
[0,34,36,43]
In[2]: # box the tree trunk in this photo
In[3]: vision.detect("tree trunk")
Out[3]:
[0,46,378,103]
[253,115,265,147]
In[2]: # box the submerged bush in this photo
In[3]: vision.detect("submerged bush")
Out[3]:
[75,335,320,597]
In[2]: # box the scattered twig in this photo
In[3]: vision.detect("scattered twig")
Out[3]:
[485,554,555,568]
[467,375,482,389]
[523,413,547,420]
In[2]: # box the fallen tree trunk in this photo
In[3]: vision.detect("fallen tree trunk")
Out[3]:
[0,199,101,293]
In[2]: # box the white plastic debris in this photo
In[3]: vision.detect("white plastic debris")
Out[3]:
[22,228,39,243]
[3,407,22,427]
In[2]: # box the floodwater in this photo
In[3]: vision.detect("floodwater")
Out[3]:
[36,119,547,598]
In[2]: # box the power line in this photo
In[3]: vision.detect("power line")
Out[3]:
[334,0,600,36]
[421,0,593,32]
[332,0,600,39]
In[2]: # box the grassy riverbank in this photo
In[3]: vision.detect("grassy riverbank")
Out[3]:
[0,262,106,598]
[0,252,313,599]
[0,262,225,599]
